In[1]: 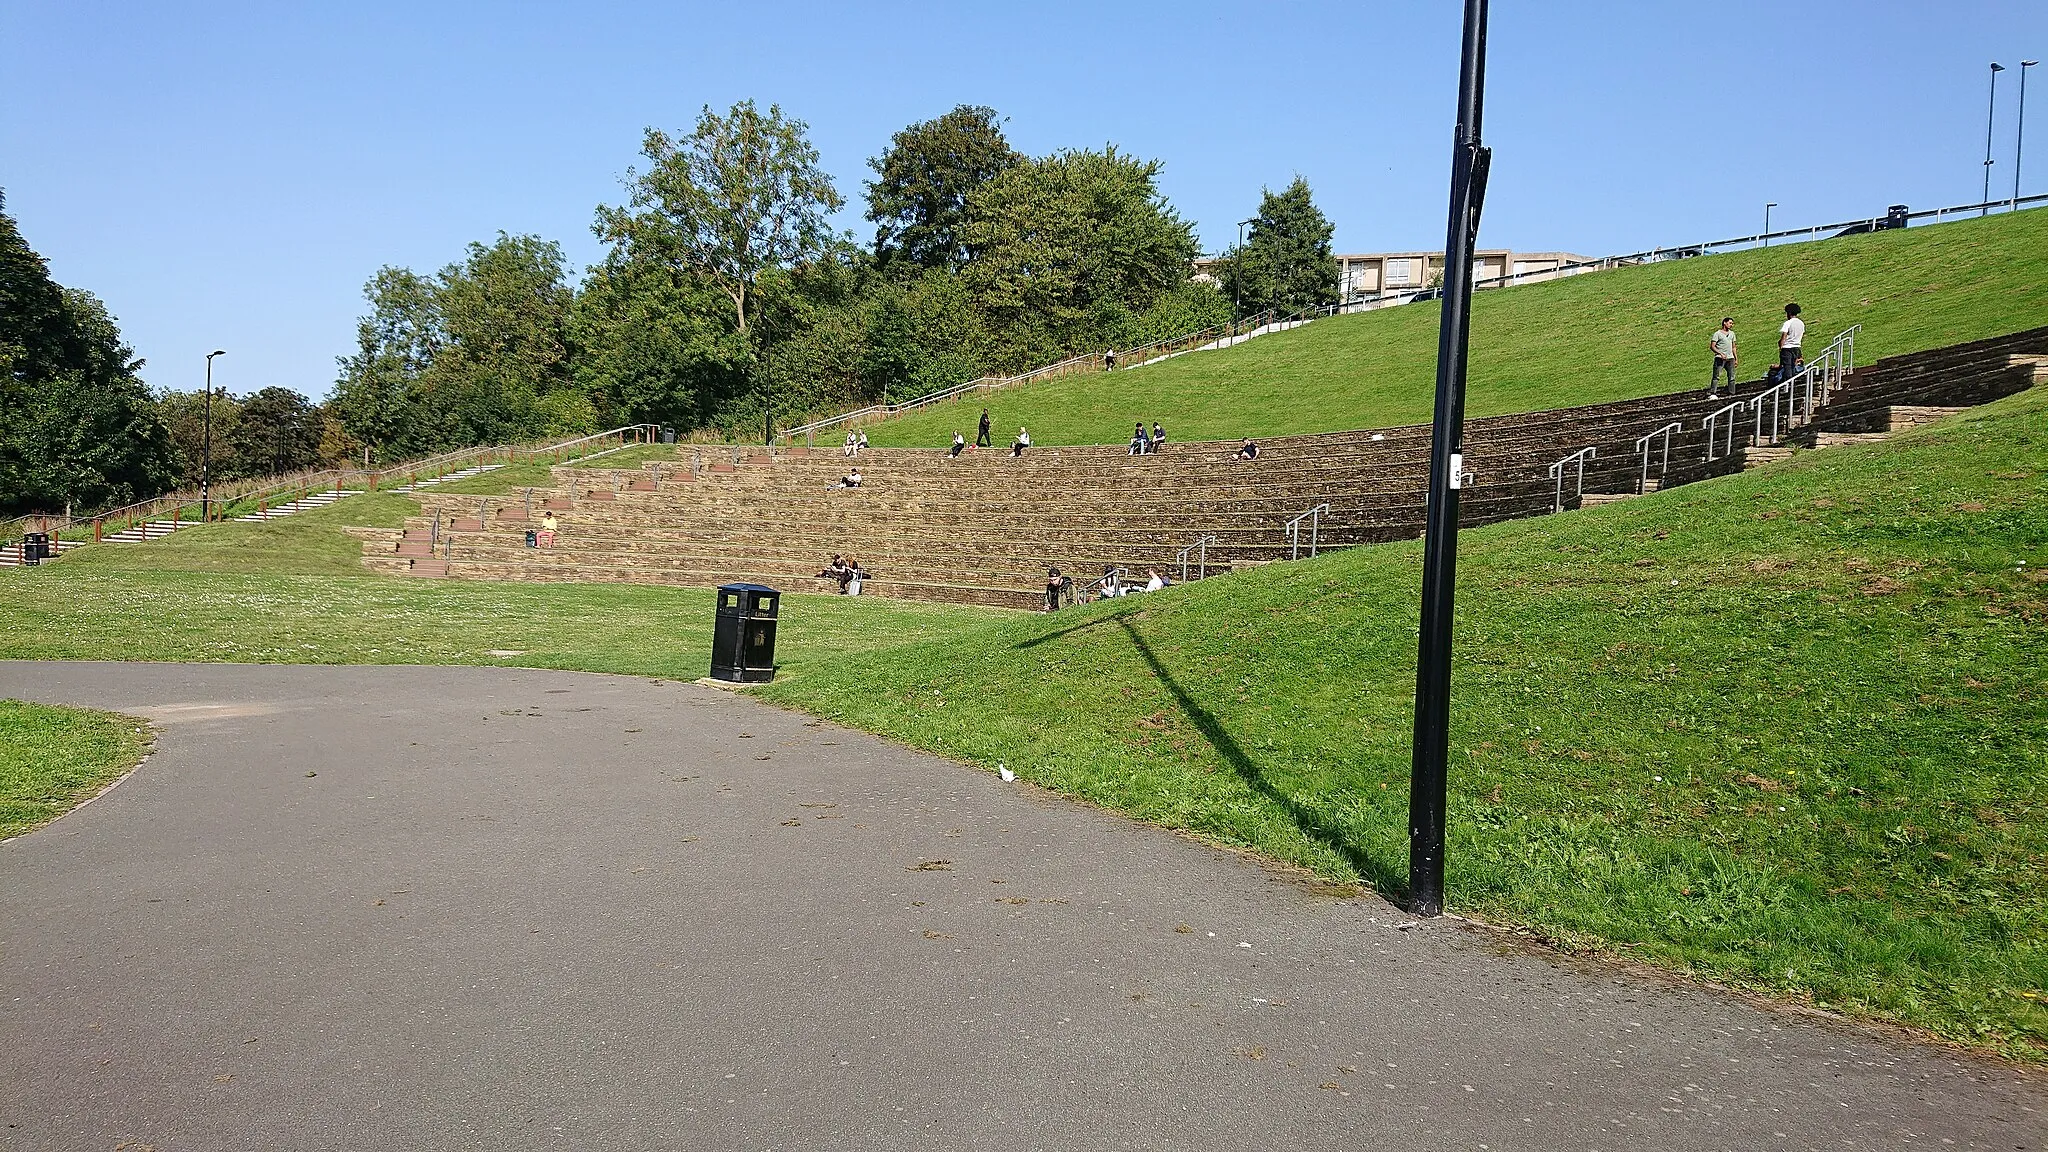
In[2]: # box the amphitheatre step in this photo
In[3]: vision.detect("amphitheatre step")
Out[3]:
[0,538,83,566]
[1743,446,1796,469]
[1811,432,1894,449]
[1886,406,1968,431]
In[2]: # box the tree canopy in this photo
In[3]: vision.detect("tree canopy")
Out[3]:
[1218,176,1340,317]
[866,105,1020,271]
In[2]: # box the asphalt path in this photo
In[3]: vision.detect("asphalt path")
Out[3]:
[1,662,2040,1151]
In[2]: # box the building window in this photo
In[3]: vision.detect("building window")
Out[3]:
[1385,258,1414,286]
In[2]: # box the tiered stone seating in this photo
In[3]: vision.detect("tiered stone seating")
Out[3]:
[361,327,2047,607]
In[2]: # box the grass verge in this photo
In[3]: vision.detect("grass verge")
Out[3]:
[763,388,2048,1059]
[869,207,2048,447]
[0,701,151,840]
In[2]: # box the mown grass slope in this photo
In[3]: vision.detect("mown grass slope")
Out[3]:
[766,388,2048,1057]
[867,207,2048,447]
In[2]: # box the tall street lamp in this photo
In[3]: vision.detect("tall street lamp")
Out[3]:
[2018,61,2039,207]
[201,349,226,521]
[1763,202,1777,246]
[1984,62,2005,214]
[1234,217,1256,326]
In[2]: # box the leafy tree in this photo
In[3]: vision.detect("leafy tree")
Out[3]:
[959,148,1200,368]
[596,100,844,335]
[866,105,1020,270]
[157,387,243,486]
[571,237,752,432]
[331,234,580,460]
[231,386,325,476]
[1217,176,1339,316]
[0,195,176,515]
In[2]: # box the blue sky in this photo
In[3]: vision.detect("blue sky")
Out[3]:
[3,1,2044,399]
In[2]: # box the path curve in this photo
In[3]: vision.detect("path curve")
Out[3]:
[1,662,2040,1151]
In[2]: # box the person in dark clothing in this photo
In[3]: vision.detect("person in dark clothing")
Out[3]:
[1778,302,1805,381]
[1129,421,1147,455]
[976,409,992,448]
[1235,439,1260,461]
[1044,567,1066,611]
[1147,422,1165,453]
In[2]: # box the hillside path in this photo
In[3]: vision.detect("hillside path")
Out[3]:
[1,662,2040,1151]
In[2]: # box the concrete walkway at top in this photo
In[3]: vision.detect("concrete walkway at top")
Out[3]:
[0,662,2039,1151]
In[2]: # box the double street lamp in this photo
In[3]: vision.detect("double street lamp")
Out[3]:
[201,349,226,521]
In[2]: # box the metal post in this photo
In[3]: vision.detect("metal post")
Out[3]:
[2020,62,2039,207]
[1408,0,1491,919]
[1764,202,1776,246]
[201,349,225,520]
[1986,63,2006,214]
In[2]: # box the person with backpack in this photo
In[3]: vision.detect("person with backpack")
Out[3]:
[1779,303,1805,381]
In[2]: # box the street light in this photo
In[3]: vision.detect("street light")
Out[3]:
[201,350,226,521]
[1763,202,1777,246]
[1984,62,2005,215]
[1234,217,1256,326]
[2018,61,2039,207]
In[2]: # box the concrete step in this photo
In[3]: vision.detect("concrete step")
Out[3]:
[1579,492,1639,507]
[404,559,451,577]
[1743,447,1796,469]
[1887,406,1967,432]
[1812,432,1892,449]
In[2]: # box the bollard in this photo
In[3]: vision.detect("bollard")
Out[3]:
[94,519,103,542]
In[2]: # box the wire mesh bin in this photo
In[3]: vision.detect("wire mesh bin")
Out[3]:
[710,583,779,683]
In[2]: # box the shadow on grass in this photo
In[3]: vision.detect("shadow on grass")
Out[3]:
[1114,617,1408,898]
[1012,610,1128,649]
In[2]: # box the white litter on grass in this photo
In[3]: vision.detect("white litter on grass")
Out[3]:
[1237,941,1252,948]
[1394,921,1419,931]
[487,649,527,657]
[998,762,1015,783]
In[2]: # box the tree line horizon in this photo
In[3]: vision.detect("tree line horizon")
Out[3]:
[1,101,1341,517]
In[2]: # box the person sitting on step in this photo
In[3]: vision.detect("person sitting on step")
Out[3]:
[1100,565,1123,599]
[843,431,858,458]
[832,467,862,489]
[950,431,965,458]
[1235,439,1260,461]
[819,554,853,593]
[1143,568,1167,592]
[856,430,869,454]
[539,511,559,548]
[1147,421,1165,453]
[1129,422,1147,455]
[1012,428,1031,458]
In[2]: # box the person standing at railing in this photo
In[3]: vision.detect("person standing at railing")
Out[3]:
[1779,303,1805,381]
[977,409,992,448]
[1708,317,1738,399]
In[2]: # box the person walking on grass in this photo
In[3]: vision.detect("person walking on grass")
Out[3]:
[977,409,992,448]
[1779,303,1805,381]
[1708,317,1738,398]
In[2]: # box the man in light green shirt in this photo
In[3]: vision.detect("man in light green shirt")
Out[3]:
[1708,316,1737,398]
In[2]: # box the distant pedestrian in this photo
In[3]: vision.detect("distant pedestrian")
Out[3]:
[1045,567,1066,612]
[1709,317,1738,398]
[1012,427,1030,457]
[1779,303,1804,380]
[1235,439,1260,461]
[950,431,965,458]
[976,409,992,448]
[1104,349,1117,371]
[1129,421,1147,455]
[1147,422,1165,453]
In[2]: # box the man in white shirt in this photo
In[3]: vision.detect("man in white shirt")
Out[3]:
[1708,317,1737,398]
[1779,303,1805,381]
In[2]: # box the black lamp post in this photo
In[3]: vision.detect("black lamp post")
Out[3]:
[1985,63,2005,214]
[201,349,226,520]
[1408,0,1492,918]
[1234,217,1255,325]
[2018,61,2038,207]
[1763,202,1776,245]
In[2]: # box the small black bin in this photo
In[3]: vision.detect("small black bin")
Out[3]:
[710,583,780,683]
[21,532,49,566]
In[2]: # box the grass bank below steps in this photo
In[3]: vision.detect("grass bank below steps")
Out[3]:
[866,207,2048,448]
[763,388,2048,1059]
[0,701,151,840]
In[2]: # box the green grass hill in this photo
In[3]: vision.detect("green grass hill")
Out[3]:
[865,207,2048,447]
[767,387,2048,1058]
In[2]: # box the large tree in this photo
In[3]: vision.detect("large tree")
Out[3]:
[0,194,177,515]
[231,386,326,476]
[330,234,581,460]
[596,100,844,335]
[959,147,1199,367]
[866,105,1020,271]
[1218,176,1339,317]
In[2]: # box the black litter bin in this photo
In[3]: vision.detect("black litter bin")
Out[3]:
[710,583,780,683]
[21,532,48,566]
[1884,204,1910,231]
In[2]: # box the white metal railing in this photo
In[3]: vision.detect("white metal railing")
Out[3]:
[1175,534,1219,581]
[1079,566,1133,600]
[1633,422,1681,494]
[1703,400,1745,461]
[1751,325,1860,445]
[1547,448,1596,512]
[1284,503,1331,559]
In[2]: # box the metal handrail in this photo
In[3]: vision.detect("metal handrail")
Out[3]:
[1752,325,1861,445]
[1633,422,1681,494]
[1078,566,1133,600]
[1284,503,1331,560]
[1175,534,1219,582]
[1547,448,1596,512]
[1702,401,1745,461]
